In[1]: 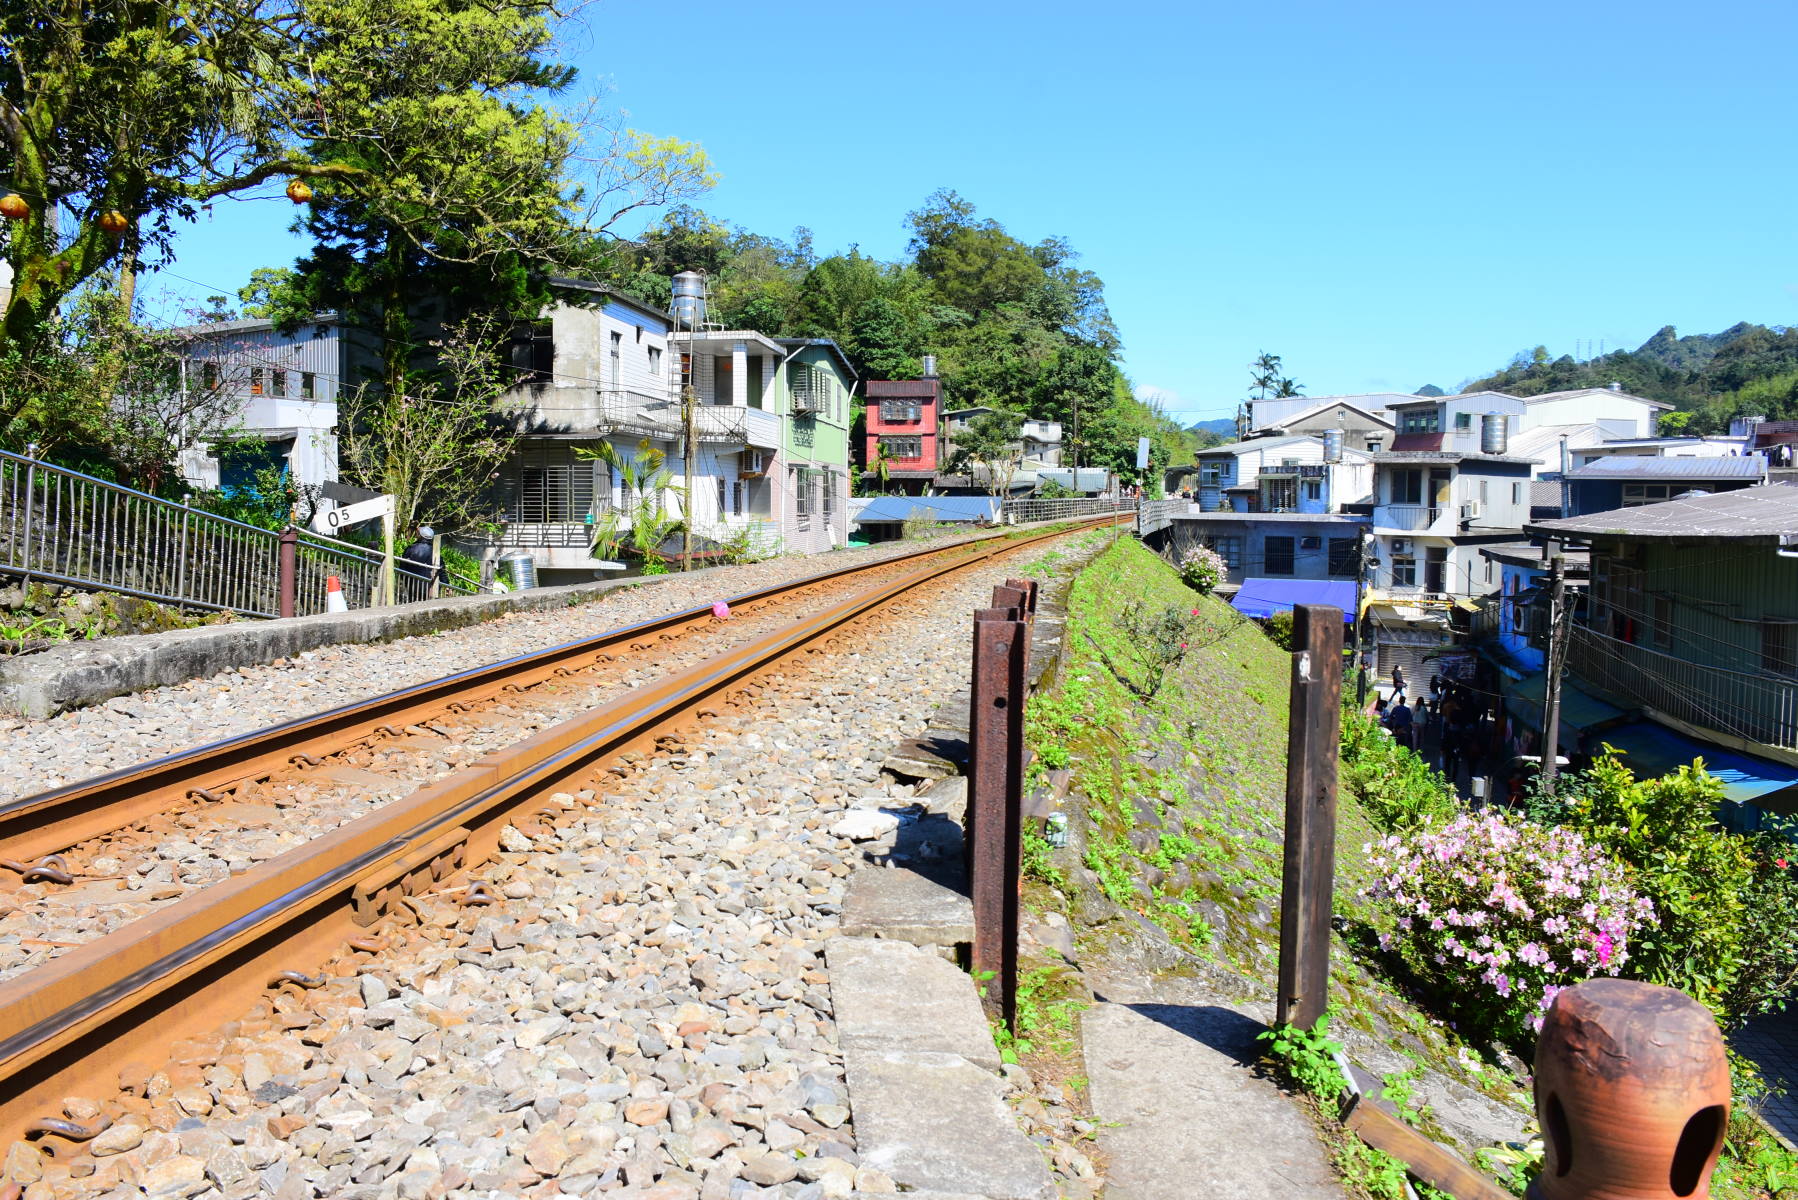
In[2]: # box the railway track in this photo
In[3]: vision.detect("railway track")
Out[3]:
[0,516,1118,1156]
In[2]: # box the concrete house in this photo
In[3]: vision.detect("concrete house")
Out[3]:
[1558,455,1767,516]
[864,372,943,494]
[1192,435,1373,514]
[172,313,351,496]
[775,338,857,556]
[1245,397,1395,453]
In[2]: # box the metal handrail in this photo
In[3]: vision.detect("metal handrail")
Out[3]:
[1567,625,1798,752]
[0,448,475,618]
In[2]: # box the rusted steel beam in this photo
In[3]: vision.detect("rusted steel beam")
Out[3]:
[1276,603,1343,1031]
[968,610,1026,1030]
[0,519,1114,866]
[0,521,1092,1141]
[1003,577,1038,617]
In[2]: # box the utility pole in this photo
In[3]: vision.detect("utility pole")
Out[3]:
[1069,393,1080,474]
[1540,553,1569,794]
[681,381,697,572]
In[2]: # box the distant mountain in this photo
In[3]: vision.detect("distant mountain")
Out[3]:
[1414,384,1445,397]
[1460,321,1798,434]
[1186,418,1236,436]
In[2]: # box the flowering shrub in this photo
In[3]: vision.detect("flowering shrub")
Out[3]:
[1178,544,1227,594]
[1367,812,1654,1047]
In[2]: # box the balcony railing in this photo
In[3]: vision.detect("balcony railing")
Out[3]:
[1566,625,1798,753]
[1375,504,1443,531]
[695,405,781,449]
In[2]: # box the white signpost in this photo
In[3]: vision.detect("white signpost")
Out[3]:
[309,494,398,606]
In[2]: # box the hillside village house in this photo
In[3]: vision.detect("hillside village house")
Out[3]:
[863,373,943,495]
[1527,485,1798,829]
[492,281,856,578]
[1242,397,1394,452]
[171,313,351,496]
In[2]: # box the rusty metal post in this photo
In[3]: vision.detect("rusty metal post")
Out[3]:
[992,583,1028,617]
[1529,978,1729,1200]
[277,527,299,619]
[969,606,1027,1030]
[1276,603,1343,1030]
[1004,577,1039,617]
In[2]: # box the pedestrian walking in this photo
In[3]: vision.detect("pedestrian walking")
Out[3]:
[1391,663,1407,705]
[1385,697,1415,750]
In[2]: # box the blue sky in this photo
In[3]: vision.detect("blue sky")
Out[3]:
[149,0,1798,423]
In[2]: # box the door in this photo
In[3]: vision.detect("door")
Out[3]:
[1425,547,1448,594]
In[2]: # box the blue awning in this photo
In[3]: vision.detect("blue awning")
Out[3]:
[1229,578,1356,622]
[1597,720,1798,814]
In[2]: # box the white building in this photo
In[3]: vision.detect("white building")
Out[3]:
[172,314,346,496]
[1192,435,1373,514]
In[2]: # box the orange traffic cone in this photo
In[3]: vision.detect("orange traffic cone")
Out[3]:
[325,575,348,613]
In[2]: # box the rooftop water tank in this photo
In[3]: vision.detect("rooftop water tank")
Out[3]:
[1481,412,1509,456]
[921,354,938,378]
[671,271,707,331]
[1322,428,1344,464]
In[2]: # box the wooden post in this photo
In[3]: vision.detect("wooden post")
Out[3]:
[380,510,396,607]
[1276,603,1344,1030]
[969,607,1026,1030]
[1540,554,1568,795]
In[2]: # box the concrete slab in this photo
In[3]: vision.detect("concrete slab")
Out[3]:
[882,733,967,781]
[826,937,997,1071]
[1083,1001,1346,1200]
[840,869,974,949]
[842,1045,1054,1200]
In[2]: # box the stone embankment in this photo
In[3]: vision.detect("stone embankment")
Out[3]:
[6,529,1111,1200]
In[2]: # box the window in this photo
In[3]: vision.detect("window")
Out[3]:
[880,436,923,461]
[1391,469,1424,505]
[608,331,622,388]
[503,444,597,523]
[202,362,219,390]
[1328,538,1358,575]
[1399,408,1441,434]
[1264,536,1296,576]
[1205,535,1243,570]
[1651,594,1673,651]
[1762,623,1796,676]
[717,476,727,514]
[249,367,263,396]
[1478,479,1489,505]
[507,323,554,384]
[1455,412,1473,431]
[1300,535,1322,551]
[880,400,923,423]
[1513,482,1525,505]
[300,371,315,399]
[1392,557,1417,587]
[1366,439,1383,454]
[1302,478,1323,503]
[648,346,663,376]
[822,471,836,524]
[271,369,286,397]
[731,480,743,515]
[1622,483,1675,507]
[1199,462,1228,487]
[794,468,811,526]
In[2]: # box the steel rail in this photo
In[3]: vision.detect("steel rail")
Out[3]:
[0,520,1106,864]
[0,518,1117,1141]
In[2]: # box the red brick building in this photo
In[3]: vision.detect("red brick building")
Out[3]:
[863,375,942,494]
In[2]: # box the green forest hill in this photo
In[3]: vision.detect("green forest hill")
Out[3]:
[1463,322,1798,435]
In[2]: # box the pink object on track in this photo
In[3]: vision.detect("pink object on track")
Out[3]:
[712,600,731,620]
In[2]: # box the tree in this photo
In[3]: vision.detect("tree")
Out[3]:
[577,438,684,571]
[1248,352,1283,403]
[948,409,1025,498]
[335,318,522,533]
[0,0,712,382]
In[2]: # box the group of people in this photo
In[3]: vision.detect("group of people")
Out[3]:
[1369,666,1492,785]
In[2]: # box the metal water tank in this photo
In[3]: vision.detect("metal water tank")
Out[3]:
[499,551,537,590]
[671,271,708,330]
[1481,412,1509,456]
[1322,428,1344,464]
[921,354,938,378]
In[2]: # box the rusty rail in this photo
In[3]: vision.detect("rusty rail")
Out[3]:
[0,518,1119,866]
[0,518,1113,1144]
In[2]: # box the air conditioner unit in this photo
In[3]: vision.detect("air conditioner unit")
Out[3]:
[739,449,768,476]
[1462,501,1484,521]
[1392,538,1411,554]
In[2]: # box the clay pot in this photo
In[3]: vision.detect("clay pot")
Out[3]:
[1529,978,1729,1200]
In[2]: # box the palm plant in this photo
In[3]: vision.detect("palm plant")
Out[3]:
[576,438,687,570]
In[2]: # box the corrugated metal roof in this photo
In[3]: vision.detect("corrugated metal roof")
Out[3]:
[1507,423,1604,466]
[854,496,999,525]
[1563,456,1767,481]
[1528,483,1798,541]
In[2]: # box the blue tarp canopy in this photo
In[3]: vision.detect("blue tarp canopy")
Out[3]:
[1229,578,1356,622]
[854,496,999,525]
[1597,720,1798,813]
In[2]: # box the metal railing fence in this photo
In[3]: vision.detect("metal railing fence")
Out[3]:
[1567,624,1798,753]
[1001,496,1137,525]
[0,448,476,618]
